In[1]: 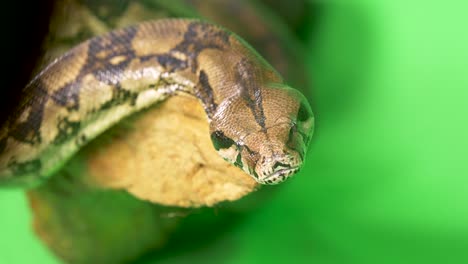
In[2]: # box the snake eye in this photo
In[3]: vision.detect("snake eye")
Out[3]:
[297,101,312,122]
[210,130,236,150]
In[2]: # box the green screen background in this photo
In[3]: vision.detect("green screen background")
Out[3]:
[1,0,467,263]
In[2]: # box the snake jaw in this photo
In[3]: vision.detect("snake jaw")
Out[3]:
[254,151,303,185]
[258,166,300,185]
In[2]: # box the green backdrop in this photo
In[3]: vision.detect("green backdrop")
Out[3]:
[1,0,467,263]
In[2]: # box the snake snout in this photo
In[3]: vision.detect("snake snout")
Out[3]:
[256,154,301,185]
[260,166,300,185]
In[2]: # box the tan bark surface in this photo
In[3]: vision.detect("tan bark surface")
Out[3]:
[74,94,258,207]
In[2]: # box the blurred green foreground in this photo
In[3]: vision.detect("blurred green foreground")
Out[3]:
[1,1,467,263]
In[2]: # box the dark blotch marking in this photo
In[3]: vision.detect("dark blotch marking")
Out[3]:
[156,54,188,72]
[235,59,266,130]
[82,26,137,82]
[140,21,230,74]
[242,144,259,158]
[211,130,236,151]
[5,21,230,151]
[234,153,243,168]
[139,53,188,73]
[48,51,82,110]
[52,82,81,111]
[195,70,217,118]
[99,86,138,111]
[175,22,230,72]
[241,144,261,177]
[52,26,138,111]
[273,162,290,171]
[8,159,42,176]
[9,80,49,145]
[251,170,259,179]
[53,117,81,145]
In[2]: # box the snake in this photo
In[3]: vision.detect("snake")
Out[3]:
[0,18,314,187]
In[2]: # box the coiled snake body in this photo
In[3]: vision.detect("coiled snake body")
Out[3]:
[0,19,313,187]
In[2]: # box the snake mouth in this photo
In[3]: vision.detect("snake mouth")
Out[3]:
[260,166,300,185]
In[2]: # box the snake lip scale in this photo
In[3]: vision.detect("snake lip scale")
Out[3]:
[260,166,300,185]
[0,18,314,187]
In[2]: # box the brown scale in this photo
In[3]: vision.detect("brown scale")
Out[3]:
[0,19,313,187]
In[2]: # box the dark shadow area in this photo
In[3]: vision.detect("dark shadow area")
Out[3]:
[134,186,280,264]
[134,207,247,264]
[0,0,54,126]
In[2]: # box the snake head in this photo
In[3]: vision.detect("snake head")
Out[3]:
[210,84,314,185]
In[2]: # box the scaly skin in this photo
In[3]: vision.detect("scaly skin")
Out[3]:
[0,19,313,187]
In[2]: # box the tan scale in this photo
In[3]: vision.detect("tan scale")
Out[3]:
[0,19,313,204]
[1,2,315,262]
